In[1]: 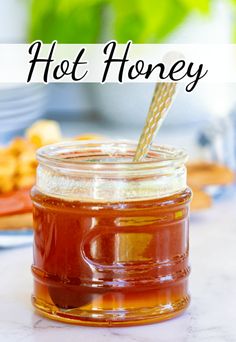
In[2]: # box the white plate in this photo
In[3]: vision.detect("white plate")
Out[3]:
[0,111,43,131]
[0,101,46,118]
[0,84,45,101]
[0,92,46,109]
[0,229,33,249]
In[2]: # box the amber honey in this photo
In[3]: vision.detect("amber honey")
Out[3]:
[31,141,191,326]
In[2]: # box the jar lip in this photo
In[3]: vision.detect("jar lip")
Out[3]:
[36,140,188,172]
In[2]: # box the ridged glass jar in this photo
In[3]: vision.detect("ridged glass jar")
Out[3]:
[31,141,191,326]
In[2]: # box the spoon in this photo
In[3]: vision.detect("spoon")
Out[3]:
[133,83,177,162]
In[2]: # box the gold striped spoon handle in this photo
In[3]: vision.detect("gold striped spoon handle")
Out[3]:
[133,83,177,162]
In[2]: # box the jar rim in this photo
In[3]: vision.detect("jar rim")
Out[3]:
[36,140,188,173]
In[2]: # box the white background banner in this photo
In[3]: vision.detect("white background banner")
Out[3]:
[0,42,236,90]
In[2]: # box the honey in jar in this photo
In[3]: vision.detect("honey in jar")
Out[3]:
[31,141,191,326]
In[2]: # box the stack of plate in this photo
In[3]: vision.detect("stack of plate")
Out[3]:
[0,84,47,143]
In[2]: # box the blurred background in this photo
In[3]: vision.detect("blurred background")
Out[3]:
[1,4,236,333]
[0,0,236,214]
[1,0,236,158]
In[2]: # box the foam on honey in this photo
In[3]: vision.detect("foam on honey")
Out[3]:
[36,160,187,203]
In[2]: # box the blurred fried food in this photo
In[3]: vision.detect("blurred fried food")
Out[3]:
[188,162,235,187]
[15,174,36,190]
[188,161,235,211]
[9,137,35,156]
[0,120,63,194]
[0,139,36,194]
[17,149,37,175]
[0,176,15,193]
[190,186,212,211]
[0,149,17,177]
[26,120,62,147]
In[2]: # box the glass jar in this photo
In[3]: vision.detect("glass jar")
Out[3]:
[31,141,192,326]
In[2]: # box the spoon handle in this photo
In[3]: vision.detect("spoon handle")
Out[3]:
[133,83,177,162]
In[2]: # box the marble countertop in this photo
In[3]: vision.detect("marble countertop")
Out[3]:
[0,191,236,342]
